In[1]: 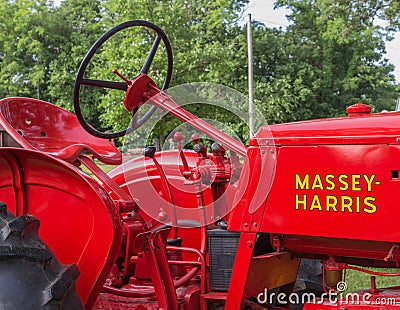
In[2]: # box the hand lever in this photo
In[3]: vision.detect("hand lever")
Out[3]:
[174,132,189,172]
[191,133,207,159]
[112,68,132,85]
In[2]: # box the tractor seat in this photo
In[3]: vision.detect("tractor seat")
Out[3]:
[0,97,122,165]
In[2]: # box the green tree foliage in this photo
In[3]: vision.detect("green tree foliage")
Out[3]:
[0,0,399,143]
[78,0,250,143]
[259,0,399,123]
[0,0,106,128]
[0,0,54,99]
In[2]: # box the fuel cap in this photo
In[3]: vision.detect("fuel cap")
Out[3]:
[346,103,372,116]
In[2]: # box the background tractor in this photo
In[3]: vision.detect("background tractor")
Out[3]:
[0,20,399,310]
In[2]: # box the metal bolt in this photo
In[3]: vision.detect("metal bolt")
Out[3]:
[397,137,400,143]
[253,222,257,227]
[0,202,6,214]
[247,241,253,248]
[244,223,248,228]
[261,150,265,154]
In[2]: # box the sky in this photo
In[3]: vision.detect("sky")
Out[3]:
[247,0,400,83]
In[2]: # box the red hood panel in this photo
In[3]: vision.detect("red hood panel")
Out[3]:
[252,112,400,146]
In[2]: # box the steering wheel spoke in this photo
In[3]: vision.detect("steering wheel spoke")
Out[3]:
[82,78,128,91]
[141,34,161,74]
[74,20,173,139]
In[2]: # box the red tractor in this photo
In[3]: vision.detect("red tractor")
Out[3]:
[0,20,399,309]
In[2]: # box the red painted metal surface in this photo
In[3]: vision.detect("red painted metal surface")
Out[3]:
[346,102,372,116]
[94,283,200,309]
[4,53,400,309]
[229,112,400,247]
[227,144,275,232]
[253,110,400,146]
[146,85,248,156]
[133,228,179,309]
[109,150,237,229]
[0,148,122,308]
[123,73,157,111]
[259,143,400,246]
[225,232,258,309]
[0,97,121,164]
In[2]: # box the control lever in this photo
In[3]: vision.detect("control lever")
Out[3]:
[174,132,189,173]
[191,133,207,160]
[144,146,178,238]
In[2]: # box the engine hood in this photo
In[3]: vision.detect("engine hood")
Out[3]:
[251,111,400,146]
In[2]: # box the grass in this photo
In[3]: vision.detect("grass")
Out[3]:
[97,163,116,173]
[80,160,116,177]
[342,268,400,292]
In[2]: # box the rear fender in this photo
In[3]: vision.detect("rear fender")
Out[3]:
[0,148,121,308]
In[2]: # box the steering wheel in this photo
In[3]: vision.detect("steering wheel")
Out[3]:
[73,20,173,139]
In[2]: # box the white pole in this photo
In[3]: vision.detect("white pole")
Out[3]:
[247,13,254,137]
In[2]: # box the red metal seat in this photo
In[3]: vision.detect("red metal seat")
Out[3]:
[0,97,122,165]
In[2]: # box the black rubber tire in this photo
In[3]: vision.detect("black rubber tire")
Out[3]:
[0,201,84,309]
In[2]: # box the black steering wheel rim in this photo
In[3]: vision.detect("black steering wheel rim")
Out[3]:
[73,20,173,139]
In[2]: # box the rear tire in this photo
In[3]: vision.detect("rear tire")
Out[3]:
[0,201,84,309]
